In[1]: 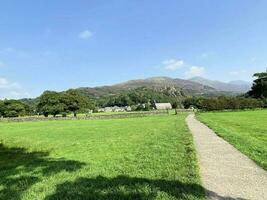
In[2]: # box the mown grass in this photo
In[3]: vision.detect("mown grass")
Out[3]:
[0,115,205,200]
[197,110,267,170]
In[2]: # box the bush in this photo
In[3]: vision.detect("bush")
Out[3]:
[183,96,264,111]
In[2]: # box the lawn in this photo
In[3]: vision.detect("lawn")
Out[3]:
[0,115,205,200]
[197,110,267,170]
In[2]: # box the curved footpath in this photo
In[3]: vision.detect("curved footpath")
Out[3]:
[186,114,267,200]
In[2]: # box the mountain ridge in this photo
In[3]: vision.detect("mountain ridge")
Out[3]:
[77,76,249,99]
[189,76,251,93]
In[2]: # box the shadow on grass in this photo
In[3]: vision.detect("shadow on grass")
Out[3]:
[0,143,245,200]
[0,143,85,200]
[44,175,203,199]
[45,175,245,200]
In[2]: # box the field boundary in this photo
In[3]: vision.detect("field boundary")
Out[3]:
[198,108,266,113]
[0,110,170,122]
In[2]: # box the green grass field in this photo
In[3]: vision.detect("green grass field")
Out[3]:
[197,110,267,170]
[0,115,205,200]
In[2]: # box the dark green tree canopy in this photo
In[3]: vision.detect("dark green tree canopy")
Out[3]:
[37,91,66,117]
[183,96,263,111]
[247,71,267,99]
[62,89,94,116]
[36,90,94,117]
[0,99,29,118]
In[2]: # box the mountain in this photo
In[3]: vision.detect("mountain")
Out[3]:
[76,76,231,99]
[20,76,247,105]
[189,77,251,93]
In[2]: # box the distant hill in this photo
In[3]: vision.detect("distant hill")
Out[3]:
[20,76,248,105]
[189,77,251,93]
[76,76,236,99]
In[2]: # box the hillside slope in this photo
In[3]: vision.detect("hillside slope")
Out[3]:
[189,77,251,93]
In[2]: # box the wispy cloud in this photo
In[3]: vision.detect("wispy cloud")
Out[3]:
[0,77,30,99]
[163,59,184,70]
[79,30,93,39]
[199,52,215,59]
[0,78,9,88]
[185,66,206,77]
[0,77,21,89]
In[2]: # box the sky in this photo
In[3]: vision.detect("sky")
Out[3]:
[0,0,267,99]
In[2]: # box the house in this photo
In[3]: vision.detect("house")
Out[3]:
[155,103,172,110]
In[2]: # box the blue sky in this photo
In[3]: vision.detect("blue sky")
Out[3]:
[0,0,267,99]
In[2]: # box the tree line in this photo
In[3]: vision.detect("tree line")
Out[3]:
[0,90,94,118]
[183,96,263,111]
[0,87,182,118]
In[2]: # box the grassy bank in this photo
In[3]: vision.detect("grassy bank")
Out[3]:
[197,110,267,170]
[0,115,205,200]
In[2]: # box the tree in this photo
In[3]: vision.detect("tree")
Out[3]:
[37,90,95,117]
[247,71,267,99]
[20,98,38,115]
[62,90,93,117]
[37,91,66,117]
[0,100,4,117]
[0,100,28,117]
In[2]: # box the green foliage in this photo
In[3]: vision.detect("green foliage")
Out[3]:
[0,99,29,117]
[198,110,267,170]
[247,71,267,100]
[63,89,95,117]
[37,91,66,117]
[183,96,263,111]
[37,90,95,117]
[20,98,38,115]
[1,86,181,118]
[0,115,205,199]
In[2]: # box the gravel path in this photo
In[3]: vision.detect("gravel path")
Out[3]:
[186,114,267,200]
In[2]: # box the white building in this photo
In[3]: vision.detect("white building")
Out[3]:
[155,103,172,110]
